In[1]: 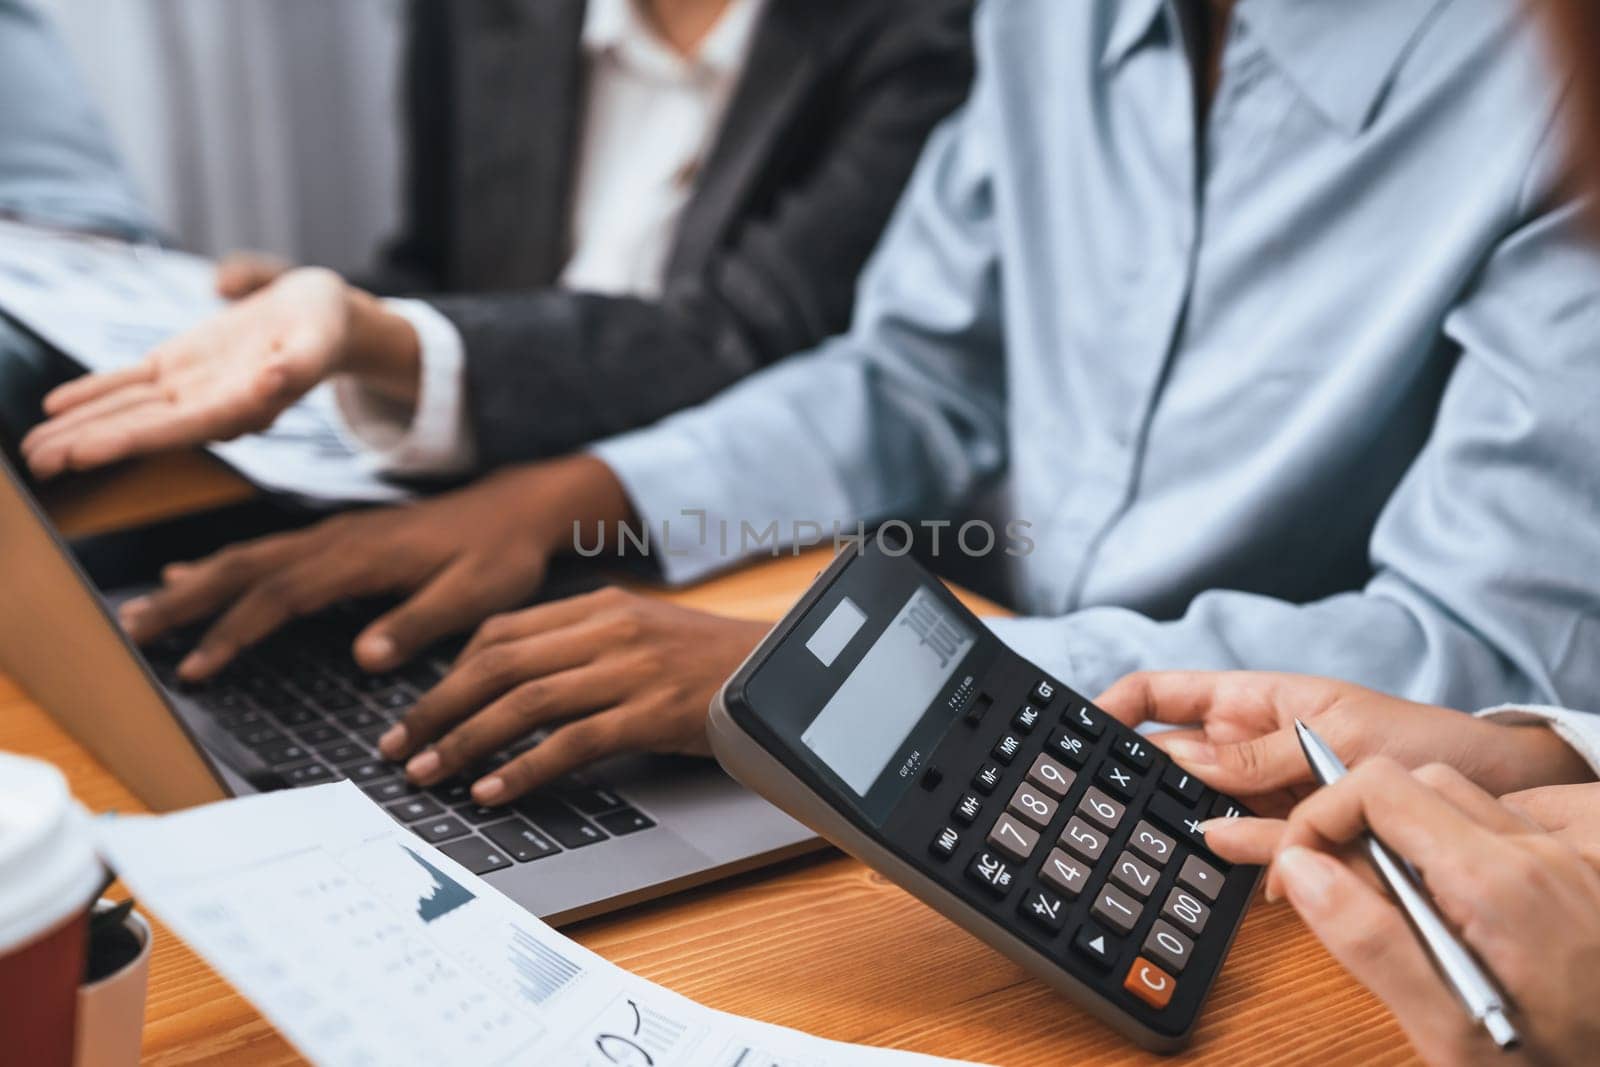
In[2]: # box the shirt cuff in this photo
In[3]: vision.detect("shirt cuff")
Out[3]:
[1474,704,1600,779]
[332,298,477,477]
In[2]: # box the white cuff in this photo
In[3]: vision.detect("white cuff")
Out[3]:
[1474,704,1600,779]
[332,298,477,478]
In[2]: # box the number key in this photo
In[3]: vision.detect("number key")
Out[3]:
[1075,786,1125,831]
[1039,848,1090,897]
[1091,882,1143,934]
[1026,753,1075,798]
[1059,816,1108,862]
[1007,783,1058,829]
[987,813,1040,862]
[1162,887,1212,935]
[1143,920,1194,974]
[1110,850,1160,899]
[1130,820,1176,866]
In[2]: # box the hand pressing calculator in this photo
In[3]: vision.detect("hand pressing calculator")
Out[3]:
[709,539,1260,1052]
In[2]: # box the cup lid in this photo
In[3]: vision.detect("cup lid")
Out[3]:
[0,752,103,954]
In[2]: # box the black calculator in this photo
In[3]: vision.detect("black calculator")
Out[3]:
[709,538,1259,1052]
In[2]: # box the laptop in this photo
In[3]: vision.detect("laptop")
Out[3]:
[0,331,819,925]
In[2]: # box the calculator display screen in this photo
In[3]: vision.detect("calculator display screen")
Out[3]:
[800,586,973,796]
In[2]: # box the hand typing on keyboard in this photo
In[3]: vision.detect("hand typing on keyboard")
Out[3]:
[376,589,770,806]
[115,456,619,682]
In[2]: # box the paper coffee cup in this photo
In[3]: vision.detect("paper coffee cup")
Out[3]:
[0,752,104,1067]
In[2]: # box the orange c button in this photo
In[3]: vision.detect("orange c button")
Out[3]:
[1124,957,1176,1010]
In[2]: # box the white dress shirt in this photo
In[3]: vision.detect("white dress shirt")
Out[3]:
[335,0,765,476]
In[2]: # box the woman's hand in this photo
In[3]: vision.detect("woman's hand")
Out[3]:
[1209,760,1600,1066]
[1094,671,1592,815]
[377,590,770,805]
[117,455,628,681]
[21,267,419,479]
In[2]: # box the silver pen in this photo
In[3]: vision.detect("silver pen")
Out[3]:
[1292,719,1520,1051]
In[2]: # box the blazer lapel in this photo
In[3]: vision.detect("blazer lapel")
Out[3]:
[664,0,831,278]
[453,0,586,289]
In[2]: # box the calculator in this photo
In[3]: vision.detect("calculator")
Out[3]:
[708,538,1259,1052]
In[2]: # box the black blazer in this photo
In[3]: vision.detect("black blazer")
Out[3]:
[378,0,974,469]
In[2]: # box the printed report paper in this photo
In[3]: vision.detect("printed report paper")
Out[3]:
[0,219,408,502]
[95,781,988,1067]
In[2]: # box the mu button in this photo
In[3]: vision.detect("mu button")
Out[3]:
[1124,957,1176,1010]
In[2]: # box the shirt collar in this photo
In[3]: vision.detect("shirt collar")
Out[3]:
[581,0,764,81]
[1101,0,1452,137]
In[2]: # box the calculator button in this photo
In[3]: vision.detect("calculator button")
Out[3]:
[1095,760,1140,800]
[1110,850,1161,899]
[1075,786,1125,831]
[1129,820,1177,866]
[1020,888,1067,934]
[1209,795,1247,820]
[1046,730,1091,768]
[1012,704,1043,734]
[1091,883,1143,935]
[1148,793,1210,851]
[1072,924,1116,969]
[952,792,983,826]
[1177,854,1224,901]
[973,764,1004,794]
[987,814,1040,862]
[930,826,961,860]
[1026,754,1076,798]
[1039,849,1091,897]
[966,851,1016,898]
[1032,680,1057,705]
[1162,887,1212,935]
[1059,816,1108,862]
[1064,703,1107,738]
[1113,735,1157,771]
[1007,783,1058,829]
[992,734,1023,765]
[1124,958,1176,1010]
[1143,920,1194,974]
[1160,763,1205,806]
[920,766,944,791]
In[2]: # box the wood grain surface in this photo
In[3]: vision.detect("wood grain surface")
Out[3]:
[0,458,1417,1065]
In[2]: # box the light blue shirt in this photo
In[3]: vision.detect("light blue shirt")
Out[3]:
[594,0,1600,710]
[0,0,154,238]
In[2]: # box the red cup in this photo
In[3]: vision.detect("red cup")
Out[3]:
[0,753,103,1067]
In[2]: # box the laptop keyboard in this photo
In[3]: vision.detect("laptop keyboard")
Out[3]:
[141,602,657,876]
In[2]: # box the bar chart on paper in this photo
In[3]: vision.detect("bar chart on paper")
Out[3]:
[98,783,989,1067]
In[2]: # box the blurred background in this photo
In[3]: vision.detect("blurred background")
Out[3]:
[38,0,406,272]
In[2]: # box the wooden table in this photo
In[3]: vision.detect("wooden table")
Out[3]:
[0,456,1415,1065]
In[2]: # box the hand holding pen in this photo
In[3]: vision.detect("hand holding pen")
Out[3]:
[1198,742,1600,1066]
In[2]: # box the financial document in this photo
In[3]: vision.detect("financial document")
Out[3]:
[96,782,987,1067]
[0,219,409,502]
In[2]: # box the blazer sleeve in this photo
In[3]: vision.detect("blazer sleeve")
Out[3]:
[431,0,976,468]
[362,0,454,295]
